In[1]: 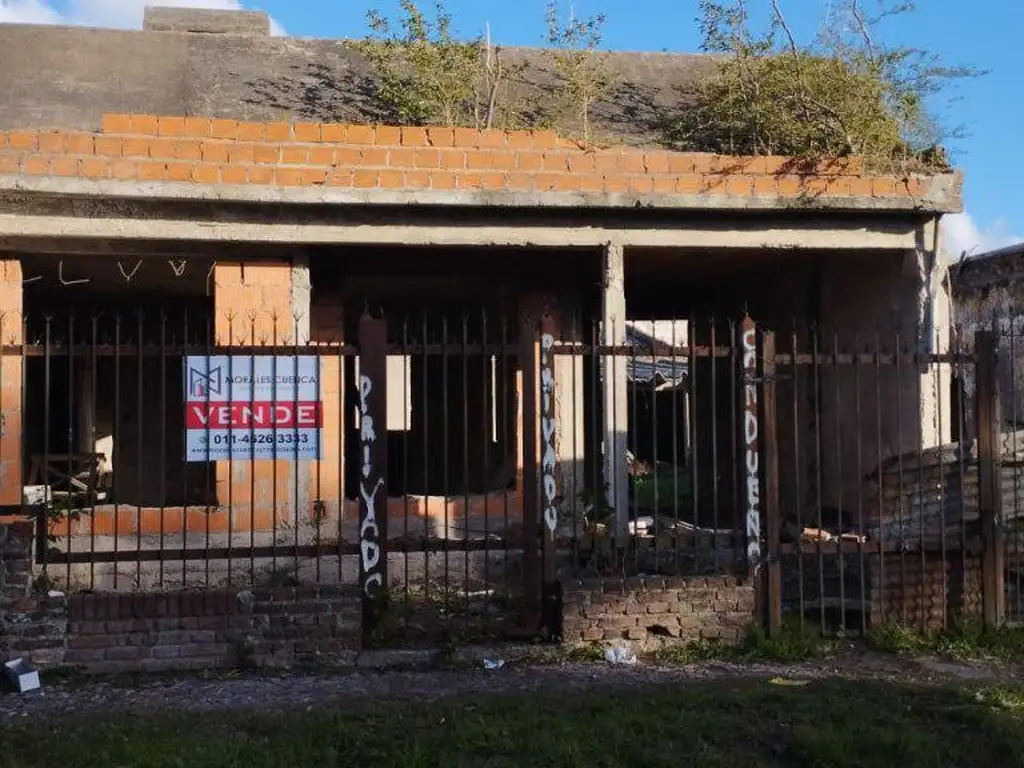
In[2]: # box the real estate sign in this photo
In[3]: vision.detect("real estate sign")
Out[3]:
[183,356,323,462]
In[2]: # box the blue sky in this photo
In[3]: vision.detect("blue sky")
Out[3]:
[1,0,1020,255]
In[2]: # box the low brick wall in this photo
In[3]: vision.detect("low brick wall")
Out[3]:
[4,519,362,673]
[1,521,69,665]
[65,587,361,674]
[561,575,756,649]
[870,553,983,631]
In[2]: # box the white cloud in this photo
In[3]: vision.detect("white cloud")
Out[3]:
[0,0,61,24]
[0,0,285,35]
[942,212,1022,261]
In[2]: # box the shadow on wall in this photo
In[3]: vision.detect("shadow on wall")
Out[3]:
[244,62,391,123]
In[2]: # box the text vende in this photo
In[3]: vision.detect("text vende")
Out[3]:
[185,401,322,429]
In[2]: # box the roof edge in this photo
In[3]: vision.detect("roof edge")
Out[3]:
[0,175,962,215]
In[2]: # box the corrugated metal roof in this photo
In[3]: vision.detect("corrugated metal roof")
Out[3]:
[625,321,688,388]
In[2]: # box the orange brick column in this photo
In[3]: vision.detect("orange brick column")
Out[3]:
[212,261,300,530]
[0,259,22,508]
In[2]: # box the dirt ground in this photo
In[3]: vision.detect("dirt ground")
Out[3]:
[2,646,1020,721]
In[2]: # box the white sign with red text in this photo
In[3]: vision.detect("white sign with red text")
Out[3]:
[183,356,323,462]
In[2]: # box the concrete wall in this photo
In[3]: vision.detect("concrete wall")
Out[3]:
[815,247,951,520]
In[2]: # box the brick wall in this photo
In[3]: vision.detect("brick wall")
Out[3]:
[869,553,983,632]
[561,575,756,650]
[3,520,361,674]
[1,521,69,666]
[0,114,939,200]
[65,586,361,674]
[210,261,305,520]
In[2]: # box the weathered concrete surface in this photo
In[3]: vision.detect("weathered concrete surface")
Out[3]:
[0,213,937,251]
[0,22,714,144]
[812,222,952,515]
[0,174,964,215]
[45,511,525,592]
[602,242,629,536]
[143,7,271,36]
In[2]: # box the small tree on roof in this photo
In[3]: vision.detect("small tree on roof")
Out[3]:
[671,0,982,171]
[353,0,520,129]
[543,1,615,144]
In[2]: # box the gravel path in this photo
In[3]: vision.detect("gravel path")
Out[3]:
[2,650,1018,722]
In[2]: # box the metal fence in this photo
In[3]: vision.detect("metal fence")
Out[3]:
[545,313,998,638]
[2,304,1019,643]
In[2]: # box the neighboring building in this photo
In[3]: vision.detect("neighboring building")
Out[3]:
[949,241,1024,437]
[0,8,962,589]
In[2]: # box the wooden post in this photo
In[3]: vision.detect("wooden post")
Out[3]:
[740,315,761,577]
[357,311,388,637]
[538,309,560,636]
[0,259,24,510]
[760,330,782,635]
[976,329,1004,628]
[519,303,541,633]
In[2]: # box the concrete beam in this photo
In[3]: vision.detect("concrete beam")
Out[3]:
[0,175,963,214]
[0,215,925,252]
[601,242,629,539]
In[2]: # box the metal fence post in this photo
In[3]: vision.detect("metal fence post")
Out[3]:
[975,329,1004,628]
[357,310,389,639]
[519,304,541,634]
[538,309,560,636]
[740,316,761,580]
[760,329,783,635]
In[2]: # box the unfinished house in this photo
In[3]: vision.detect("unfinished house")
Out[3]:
[0,8,966,652]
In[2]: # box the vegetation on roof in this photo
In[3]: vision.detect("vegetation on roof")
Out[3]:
[668,0,981,171]
[349,0,613,138]
[353,0,979,171]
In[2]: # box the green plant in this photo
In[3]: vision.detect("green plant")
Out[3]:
[670,0,982,171]
[631,465,693,515]
[738,624,835,662]
[654,624,834,664]
[543,1,614,143]
[869,621,1024,662]
[562,642,605,663]
[868,621,930,655]
[354,0,521,128]
[577,485,614,526]
[43,496,83,543]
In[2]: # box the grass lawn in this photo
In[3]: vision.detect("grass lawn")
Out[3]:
[3,678,1024,767]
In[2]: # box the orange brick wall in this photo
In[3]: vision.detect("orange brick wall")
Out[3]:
[0,259,22,507]
[0,114,940,200]
[212,262,300,523]
[211,262,343,527]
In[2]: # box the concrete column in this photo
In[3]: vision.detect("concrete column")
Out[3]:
[554,299,585,532]
[916,218,953,450]
[601,243,629,537]
[307,292,344,521]
[0,258,22,508]
[290,255,311,345]
[290,254,312,528]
